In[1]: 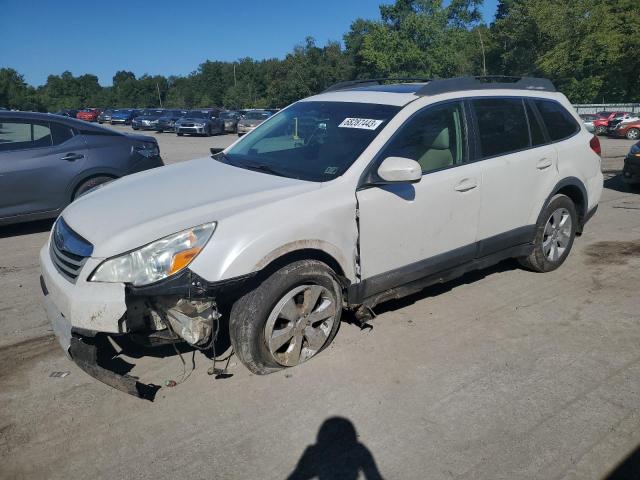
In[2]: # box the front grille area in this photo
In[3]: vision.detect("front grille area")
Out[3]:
[49,218,93,283]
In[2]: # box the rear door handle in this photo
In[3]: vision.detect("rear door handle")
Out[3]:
[536,158,553,170]
[454,179,478,192]
[61,153,84,161]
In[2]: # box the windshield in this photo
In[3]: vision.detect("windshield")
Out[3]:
[142,109,164,116]
[245,111,272,120]
[225,101,400,182]
[220,112,237,119]
[115,109,133,114]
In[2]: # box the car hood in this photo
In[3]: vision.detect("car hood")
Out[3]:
[61,157,319,258]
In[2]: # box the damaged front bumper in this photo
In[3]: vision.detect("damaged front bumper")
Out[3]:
[40,243,253,399]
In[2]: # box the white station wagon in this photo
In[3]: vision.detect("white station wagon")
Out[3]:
[40,76,603,398]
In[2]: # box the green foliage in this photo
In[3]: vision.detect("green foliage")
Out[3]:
[2,0,639,111]
[488,0,640,102]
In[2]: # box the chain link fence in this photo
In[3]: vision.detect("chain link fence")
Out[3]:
[573,104,640,114]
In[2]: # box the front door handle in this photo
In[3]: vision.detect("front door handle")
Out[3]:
[61,153,84,161]
[536,158,553,170]
[454,179,478,192]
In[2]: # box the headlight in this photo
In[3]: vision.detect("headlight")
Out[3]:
[89,222,216,286]
[133,142,159,157]
[195,122,205,127]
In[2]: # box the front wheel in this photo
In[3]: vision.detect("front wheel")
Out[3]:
[230,260,342,375]
[626,128,640,140]
[519,194,577,272]
[596,125,607,135]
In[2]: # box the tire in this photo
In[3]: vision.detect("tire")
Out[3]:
[596,125,607,135]
[177,132,183,136]
[132,126,139,130]
[518,194,577,272]
[626,128,640,140]
[230,260,343,375]
[205,126,212,137]
[73,176,114,201]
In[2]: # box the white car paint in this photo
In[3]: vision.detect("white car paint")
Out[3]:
[40,83,603,338]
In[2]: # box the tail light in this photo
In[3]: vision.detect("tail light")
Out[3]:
[590,135,601,156]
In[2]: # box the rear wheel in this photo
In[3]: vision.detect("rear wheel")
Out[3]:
[626,128,640,140]
[73,176,114,201]
[518,194,577,272]
[230,260,342,375]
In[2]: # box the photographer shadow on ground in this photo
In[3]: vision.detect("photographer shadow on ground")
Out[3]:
[287,417,384,480]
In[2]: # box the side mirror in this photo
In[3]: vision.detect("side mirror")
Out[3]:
[377,157,422,184]
[210,147,224,155]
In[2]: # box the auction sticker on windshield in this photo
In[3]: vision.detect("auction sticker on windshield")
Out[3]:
[338,118,384,130]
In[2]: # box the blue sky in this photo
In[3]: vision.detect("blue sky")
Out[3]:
[0,0,499,86]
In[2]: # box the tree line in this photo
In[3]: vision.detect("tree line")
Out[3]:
[1,0,638,112]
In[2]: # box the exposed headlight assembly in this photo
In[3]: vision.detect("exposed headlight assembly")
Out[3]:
[89,222,216,286]
[133,142,160,157]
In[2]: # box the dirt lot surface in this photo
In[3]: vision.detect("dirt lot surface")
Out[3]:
[1,130,639,479]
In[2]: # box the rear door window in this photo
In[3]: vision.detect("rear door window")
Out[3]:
[534,100,579,141]
[471,98,529,158]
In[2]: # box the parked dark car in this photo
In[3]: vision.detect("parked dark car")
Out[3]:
[132,109,166,130]
[110,108,139,125]
[97,109,114,124]
[623,140,640,188]
[54,109,79,118]
[219,111,241,133]
[155,109,188,133]
[174,109,224,136]
[0,111,163,226]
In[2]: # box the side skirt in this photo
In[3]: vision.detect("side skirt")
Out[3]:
[347,241,533,310]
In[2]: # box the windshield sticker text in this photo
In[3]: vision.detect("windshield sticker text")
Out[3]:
[338,118,384,130]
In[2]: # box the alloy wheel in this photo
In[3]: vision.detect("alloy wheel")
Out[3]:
[542,207,572,262]
[264,284,337,367]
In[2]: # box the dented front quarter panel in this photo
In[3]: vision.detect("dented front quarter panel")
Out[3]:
[40,243,126,333]
[188,178,360,283]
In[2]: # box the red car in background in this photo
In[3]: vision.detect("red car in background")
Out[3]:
[593,111,629,135]
[76,108,101,122]
[607,119,640,140]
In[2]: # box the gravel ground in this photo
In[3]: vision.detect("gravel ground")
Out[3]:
[0,130,639,480]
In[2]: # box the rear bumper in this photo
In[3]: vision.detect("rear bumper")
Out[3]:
[623,156,640,183]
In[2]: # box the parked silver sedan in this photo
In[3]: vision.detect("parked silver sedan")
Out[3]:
[237,110,274,136]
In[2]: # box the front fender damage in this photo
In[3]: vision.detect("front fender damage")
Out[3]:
[61,270,243,400]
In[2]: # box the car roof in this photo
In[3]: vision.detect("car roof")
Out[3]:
[306,76,559,107]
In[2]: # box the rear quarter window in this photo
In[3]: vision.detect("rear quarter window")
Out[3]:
[534,100,579,141]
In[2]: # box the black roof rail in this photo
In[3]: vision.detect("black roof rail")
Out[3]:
[416,76,556,95]
[323,77,431,93]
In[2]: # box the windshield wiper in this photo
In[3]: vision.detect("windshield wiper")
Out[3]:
[240,162,287,177]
